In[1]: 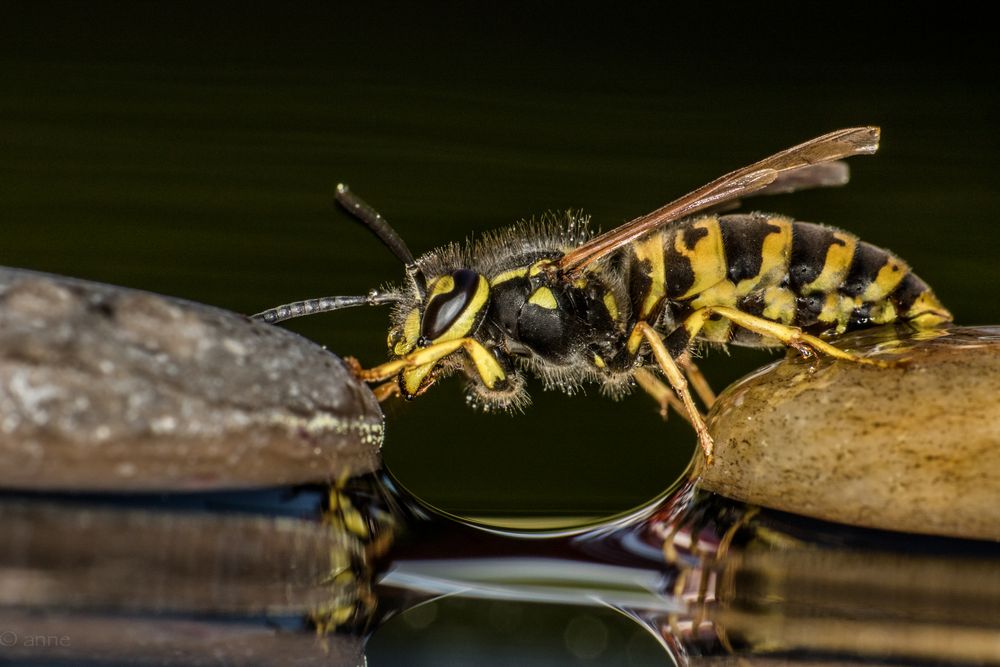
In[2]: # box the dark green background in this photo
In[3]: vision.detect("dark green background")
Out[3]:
[2,4,998,665]
[2,4,997,516]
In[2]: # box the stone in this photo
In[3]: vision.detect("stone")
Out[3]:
[699,326,1000,540]
[0,267,383,491]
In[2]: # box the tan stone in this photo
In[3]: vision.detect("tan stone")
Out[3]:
[699,326,1000,540]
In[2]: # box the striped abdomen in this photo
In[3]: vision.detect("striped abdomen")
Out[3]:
[627,213,951,347]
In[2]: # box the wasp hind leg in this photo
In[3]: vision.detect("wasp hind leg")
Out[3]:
[678,306,896,368]
[631,322,715,462]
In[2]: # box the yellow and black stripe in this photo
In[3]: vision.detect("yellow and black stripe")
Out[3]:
[627,214,951,351]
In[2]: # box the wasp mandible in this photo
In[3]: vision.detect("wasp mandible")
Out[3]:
[255,128,952,463]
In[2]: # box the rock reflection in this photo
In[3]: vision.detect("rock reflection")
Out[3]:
[0,483,389,665]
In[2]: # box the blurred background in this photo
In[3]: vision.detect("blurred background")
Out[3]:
[2,3,997,664]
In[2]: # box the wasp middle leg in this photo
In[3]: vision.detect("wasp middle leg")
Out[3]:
[630,322,715,462]
[677,353,717,408]
[634,367,687,422]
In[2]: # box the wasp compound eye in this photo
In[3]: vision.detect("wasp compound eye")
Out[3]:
[421,269,485,341]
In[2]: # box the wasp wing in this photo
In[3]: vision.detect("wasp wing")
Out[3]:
[558,127,880,275]
[753,160,852,196]
[700,161,852,216]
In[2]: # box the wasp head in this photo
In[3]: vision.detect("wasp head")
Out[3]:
[387,267,498,398]
[254,185,525,410]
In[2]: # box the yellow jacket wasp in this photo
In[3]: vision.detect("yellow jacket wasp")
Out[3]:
[255,128,951,463]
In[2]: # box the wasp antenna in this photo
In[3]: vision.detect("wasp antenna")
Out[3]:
[335,184,428,296]
[252,290,398,324]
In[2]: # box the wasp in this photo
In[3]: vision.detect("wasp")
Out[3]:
[255,128,951,462]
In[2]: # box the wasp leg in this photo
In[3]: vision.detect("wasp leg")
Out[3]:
[678,353,717,408]
[371,380,401,402]
[715,506,759,563]
[681,306,895,368]
[632,322,714,462]
[351,337,507,390]
[634,367,686,422]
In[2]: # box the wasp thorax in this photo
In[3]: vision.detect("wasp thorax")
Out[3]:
[419,269,490,343]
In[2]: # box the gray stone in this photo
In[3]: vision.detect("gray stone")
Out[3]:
[0,267,383,491]
[699,326,1000,540]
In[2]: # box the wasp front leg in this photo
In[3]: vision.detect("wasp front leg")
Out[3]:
[370,380,401,402]
[348,337,507,399]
